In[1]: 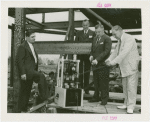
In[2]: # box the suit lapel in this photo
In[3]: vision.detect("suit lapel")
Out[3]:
[81,30,85,39]
[25,41,34,58]
[93,36,104,52]
[93,37,98,51]
[119,33,125,53]
[34,48,38,62]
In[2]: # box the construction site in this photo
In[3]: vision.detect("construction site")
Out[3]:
[8,8,141,114]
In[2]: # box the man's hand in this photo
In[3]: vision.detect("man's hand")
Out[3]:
[21,74,26,80]
[105,60,111,66]
[106,60,116,67]
[89,56,93,62]
[91,59,98,66]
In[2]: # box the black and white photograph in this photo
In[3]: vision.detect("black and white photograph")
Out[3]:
[1,1,150,121]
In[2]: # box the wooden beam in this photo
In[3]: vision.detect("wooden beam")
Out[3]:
[10,24,15,87]
[126,31,142,35]
[33,41,141,55]
[43,21,94,29]
[33,41,117,54]
[84,8,113,28]
[42,13,45,23]
[33,42,91,54]
[108,31,142,36]
[26,24,41,30]
[68,8,74,59]
[34,29,66,35]
[26,8,74,14]
[27,96,55,113]
[26,17,44,29]
[68,8,74,41]
[84,92,141,102]
[13,8,26,113]
[9,8,79,17]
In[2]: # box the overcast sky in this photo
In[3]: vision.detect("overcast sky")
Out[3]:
[8,11,142,59]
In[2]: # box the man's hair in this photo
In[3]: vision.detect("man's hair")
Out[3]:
[112,25,123,31]
[25,30,35,37]
[95,23,104,30]
[82,19,90,24]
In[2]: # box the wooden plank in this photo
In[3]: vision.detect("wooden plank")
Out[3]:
[47,100,141,114]
[47,102,107,114]
[42,13,45,23]
[12,8,26,113]
[27,96,56,113]
[84,91,141,102]
[84,8,113,28]
[34,29,66,35]
[68,8,74,41]
[33,41,117,54]
[26,17,44,29]
[10,24,14,87]
[26,8,73,14]
[68,8,74,59]
[43,21,94,29]
[124,31,141,35]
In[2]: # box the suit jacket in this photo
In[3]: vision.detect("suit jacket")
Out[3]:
[108,33,140,77]
[16,41,38,80]
[75,29,95,59]
[75,29,95,42]
[90,34,112,66]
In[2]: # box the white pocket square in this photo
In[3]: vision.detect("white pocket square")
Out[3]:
[89,35,93,38]
[100,42,104,44]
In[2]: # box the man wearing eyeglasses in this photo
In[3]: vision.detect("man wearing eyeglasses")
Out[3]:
[106,25,140,114]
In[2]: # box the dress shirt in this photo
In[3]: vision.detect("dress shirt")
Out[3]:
[84,29,89,34]
[27,41,37,63]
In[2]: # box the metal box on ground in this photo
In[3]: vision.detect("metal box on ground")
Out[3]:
[54,86,83,108]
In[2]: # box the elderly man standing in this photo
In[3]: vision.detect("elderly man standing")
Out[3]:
[88,24,112,105]
[106,25,140,114]
[75,19,95,94]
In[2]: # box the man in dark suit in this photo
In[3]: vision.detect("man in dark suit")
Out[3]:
[16,30,49,113]
[88,24,112,105]
[75,19,95,94]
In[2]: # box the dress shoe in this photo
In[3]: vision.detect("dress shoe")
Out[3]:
[117,105,127,109]
[88,98,99,102]
[127,109,133,114]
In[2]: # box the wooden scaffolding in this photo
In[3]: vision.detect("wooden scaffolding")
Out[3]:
[8,8,141,113]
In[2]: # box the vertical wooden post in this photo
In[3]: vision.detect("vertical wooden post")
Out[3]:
[12,8,26,113]
[42,13,45,23]
[10,24,14,87]
[108,29,111,36]
[68,8,74,59]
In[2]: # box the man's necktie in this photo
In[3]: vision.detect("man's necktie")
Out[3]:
[84,30,87,35]
[96,38,100,44]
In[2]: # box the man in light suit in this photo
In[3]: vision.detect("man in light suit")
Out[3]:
[88,24,112,105]
[75,19,95,94]
[106,25,140,114]
[16,30,49,113]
